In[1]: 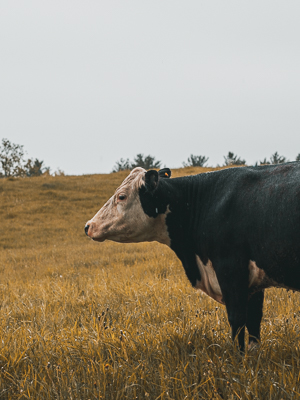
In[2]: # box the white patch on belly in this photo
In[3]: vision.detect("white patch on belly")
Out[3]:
[195,256,224,304]
[248,260,286,289]
[248,260,267,288]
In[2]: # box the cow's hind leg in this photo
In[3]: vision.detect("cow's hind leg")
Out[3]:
[246,290,264,348]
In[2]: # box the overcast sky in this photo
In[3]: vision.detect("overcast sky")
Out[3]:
[1,1,300,175]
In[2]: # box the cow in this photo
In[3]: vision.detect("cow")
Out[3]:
[85,163,300,351]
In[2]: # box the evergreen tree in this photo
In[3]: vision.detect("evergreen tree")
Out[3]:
[223,151,246,166]
[183,154,209,167]
[24,158,46,176]
[259,158,270,165]
[131,154,161,169]
[269,151,286,164]
[112,158,131,172]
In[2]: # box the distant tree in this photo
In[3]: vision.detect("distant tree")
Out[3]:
[112,158,132,173]
[183,154,209,167]
[296,154,300,162]
[223,151,246,166]
[53,168,64,176]
[270,152,286,164]
[259,158,270,165]
[0,138,50,178]
[0,138,25,177]
[131,153,161,169]
[259,152,287,165]
[24,158,46,177]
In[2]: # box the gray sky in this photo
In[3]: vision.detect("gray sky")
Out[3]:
[1,1,300,175]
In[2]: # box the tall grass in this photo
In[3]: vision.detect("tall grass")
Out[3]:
[0,167,300,399]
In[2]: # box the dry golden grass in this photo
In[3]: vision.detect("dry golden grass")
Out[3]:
[1,167,300,399]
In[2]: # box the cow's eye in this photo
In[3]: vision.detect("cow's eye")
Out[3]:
[118,194,126,201]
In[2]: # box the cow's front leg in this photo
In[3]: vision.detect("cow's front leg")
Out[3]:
[226,299,248,352]
[246,290,264,348]
[217,261,249,352]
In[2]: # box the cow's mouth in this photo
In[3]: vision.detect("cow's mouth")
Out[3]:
[91,237,105,243]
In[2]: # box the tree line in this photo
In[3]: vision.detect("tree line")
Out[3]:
[2,138,300,177]
[113,151,300,172]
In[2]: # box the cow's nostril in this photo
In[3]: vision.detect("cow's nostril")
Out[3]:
[84,224,90,236]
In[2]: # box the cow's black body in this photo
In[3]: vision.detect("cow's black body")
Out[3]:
[139,163,300,350]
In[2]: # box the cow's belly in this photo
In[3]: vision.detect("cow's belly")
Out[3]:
[249,260,300,292]
[195,256,224,304]
[195,257,286,305]
[248,260,270,288]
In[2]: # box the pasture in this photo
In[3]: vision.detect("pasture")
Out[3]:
[1,167,300,399]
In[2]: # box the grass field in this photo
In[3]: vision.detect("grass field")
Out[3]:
[1,166,300,399]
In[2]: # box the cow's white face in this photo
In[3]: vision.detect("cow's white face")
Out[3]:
[85,168,171,246]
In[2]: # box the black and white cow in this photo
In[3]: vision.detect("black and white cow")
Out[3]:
[85,163,300,351]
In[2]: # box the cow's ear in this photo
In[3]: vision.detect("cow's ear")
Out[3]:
[158,168,171,179]
[145,170,159,192]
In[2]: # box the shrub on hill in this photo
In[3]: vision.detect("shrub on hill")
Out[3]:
[259,152,287,165]
[24,158,50,177]
[270,151,287,164]
[112,158,132,173]
[223,151,246,166]
[131,153,161,169]
[183,154,209,167]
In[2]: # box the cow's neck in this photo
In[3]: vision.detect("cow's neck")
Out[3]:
[161,175,207,286]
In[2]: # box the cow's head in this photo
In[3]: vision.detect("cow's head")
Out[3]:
[85,167,172,245]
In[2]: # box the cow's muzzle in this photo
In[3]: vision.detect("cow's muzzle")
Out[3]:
[85,222,106,242]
